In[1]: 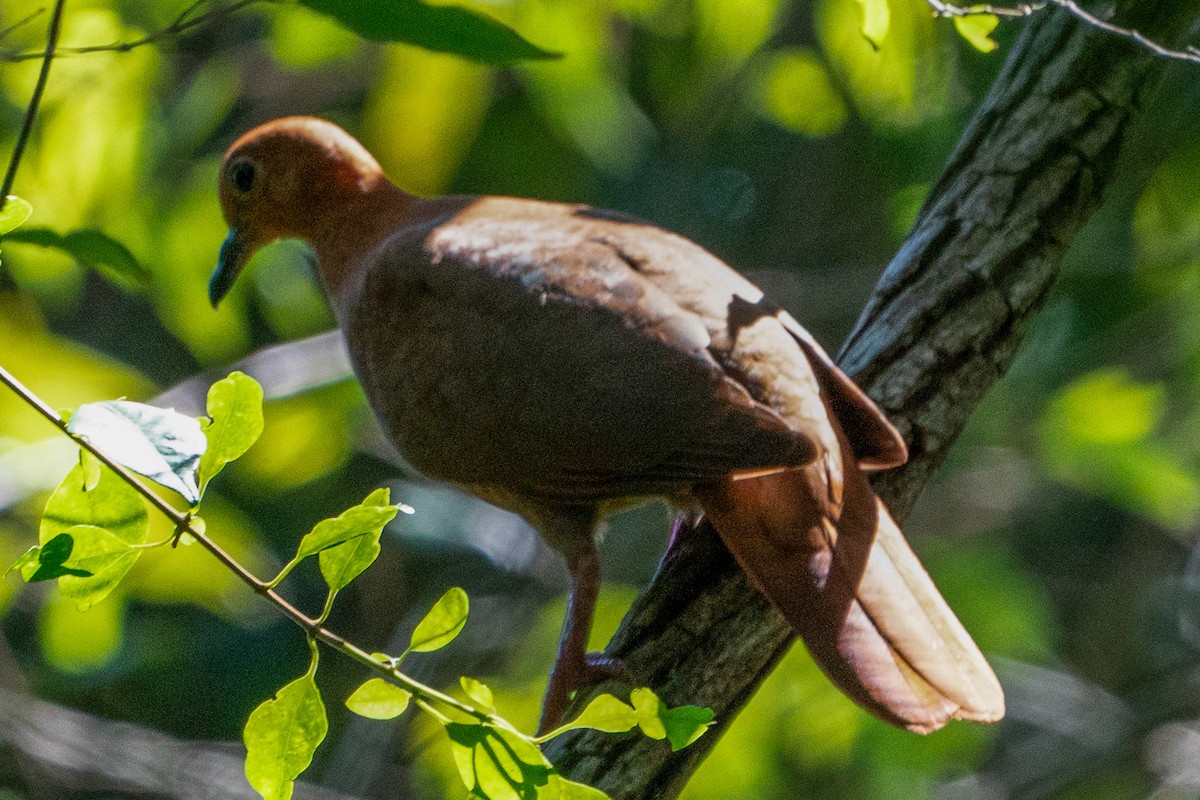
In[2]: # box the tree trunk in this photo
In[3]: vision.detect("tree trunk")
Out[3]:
[548,1,1198,796]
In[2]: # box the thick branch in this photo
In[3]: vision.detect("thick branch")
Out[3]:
[548,1,1197,796]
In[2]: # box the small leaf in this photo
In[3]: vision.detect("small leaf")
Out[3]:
[548,775,612,800]
[5,226,148,285]
[298,0,558,64]
[244,674,328,800]
[856,0,890,48]
[659,705,715,751]
[54,524,140,609]
[41,462,148,549]
[67,401,205,503]
[953,12,1000,53]
[299,492,398,559]
[345,678,411,720]
[630,687,666,740]
[408,587,469,653]
[445,722,551,800]
[313,490,397,593]
[0,196,32,235]
[199,372,265,494]
[460,676,496,714]
[553,694,639,736]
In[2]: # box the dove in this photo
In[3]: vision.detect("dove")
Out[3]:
[209,116,1004,734]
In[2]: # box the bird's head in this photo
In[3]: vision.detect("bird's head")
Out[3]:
[209,116,385,306]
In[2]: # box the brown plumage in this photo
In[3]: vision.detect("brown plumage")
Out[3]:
[210,116,1004,734]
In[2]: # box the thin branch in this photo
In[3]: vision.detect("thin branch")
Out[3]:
[0,8,46,44]
[0,0,65,209]
[0,363,486,726]
[927,0,1200,65]
[1052,0,1200,62]
[0,0,274,63]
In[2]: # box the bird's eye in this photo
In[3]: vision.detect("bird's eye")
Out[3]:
[230,160,256,193]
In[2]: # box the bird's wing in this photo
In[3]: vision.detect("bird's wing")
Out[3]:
[344,197,815,503]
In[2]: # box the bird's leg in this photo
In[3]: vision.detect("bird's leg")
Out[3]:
[539,543,603,735]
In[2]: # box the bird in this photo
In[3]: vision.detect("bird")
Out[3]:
[209,116,1004,735]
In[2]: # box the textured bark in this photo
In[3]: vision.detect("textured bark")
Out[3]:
[548,2,1197,797]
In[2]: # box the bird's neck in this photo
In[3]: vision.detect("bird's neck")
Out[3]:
[307,179,418,321]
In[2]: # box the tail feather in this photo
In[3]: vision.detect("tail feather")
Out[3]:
[698,440,1004,733]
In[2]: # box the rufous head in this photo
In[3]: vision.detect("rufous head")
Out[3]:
[209,116,385,306]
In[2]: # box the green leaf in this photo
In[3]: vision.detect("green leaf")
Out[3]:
[630,687,666,739]
[41,462,148,549]
[54,524,140,609]
[856,0,890,48]
[548,776,612,800]
[0,196,32,235]
[549,694,639,737]
[299,491,398,560]
[629,688,713,751]
[297,0,559,64]
[313,489,398,593]
[446,722,552,800]
[5,226,148,285]
[408,587,469,653]
[244,674,328,800]
[67,401,205,504]
[658,705,715,751]
[345,678,412,720]
[460,676,495,714]
[199,372,265,494]
[953,12,1000,53]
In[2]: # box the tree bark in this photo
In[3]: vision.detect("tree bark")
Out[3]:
[548,2,1198,797]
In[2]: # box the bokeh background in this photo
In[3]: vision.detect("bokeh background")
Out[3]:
[2,0,1200,798]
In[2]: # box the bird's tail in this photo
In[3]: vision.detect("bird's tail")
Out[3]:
[698,445,1004,733]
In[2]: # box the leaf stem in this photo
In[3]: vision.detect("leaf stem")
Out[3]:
[0,0,66,208]
[0,361,489,724]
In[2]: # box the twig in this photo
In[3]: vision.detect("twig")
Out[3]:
[0,0,65,210]
[927,0,1200,64]
[1052,0,1200,63]
[0,363,486,724]
[0,8,46,44]
[0,0,274,63]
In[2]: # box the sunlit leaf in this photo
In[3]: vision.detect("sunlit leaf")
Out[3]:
[952,12,999,53]
[408,587,469,653]
[41,462,148,551]
[54,524,140,609]
[0,196,32,236]
[548,775,611,799]
[5,227,149,286]
[67,401,204,503]
[446,722,553,800]
[856,0,890,48]
[460,676,496,714]
[314,489,397,592]
[547,693,639,737]
[345,677,412,720]
[199,372,265,494]
[244,673,328,800]
[630,687,667,739]
[299,489,397,559]
[298,0,559,64]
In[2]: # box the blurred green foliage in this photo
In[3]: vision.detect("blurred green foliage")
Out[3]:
[1,0,1200,799]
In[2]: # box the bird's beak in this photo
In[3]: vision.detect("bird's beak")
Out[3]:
[210,228,248,307]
